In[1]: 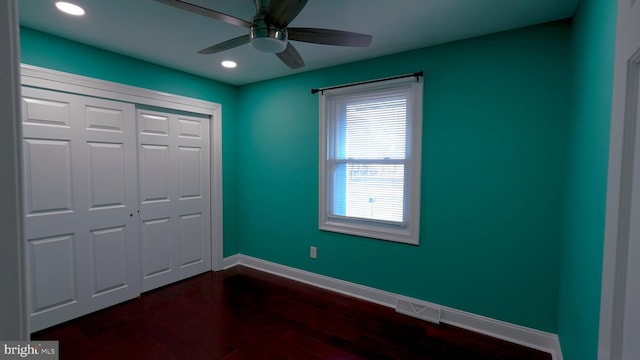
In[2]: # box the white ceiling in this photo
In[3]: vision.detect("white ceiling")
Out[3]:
[18,0,578,86]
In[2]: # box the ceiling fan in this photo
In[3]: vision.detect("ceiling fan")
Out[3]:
[155,0,373,69]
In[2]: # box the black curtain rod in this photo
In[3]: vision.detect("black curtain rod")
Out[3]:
[311,71,423,95]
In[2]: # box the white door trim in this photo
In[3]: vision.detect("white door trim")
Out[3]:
[0,0,28,340]
[599,0,640,358]
[20,64,225,272]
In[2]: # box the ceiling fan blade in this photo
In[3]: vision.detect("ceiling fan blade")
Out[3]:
[288,28,372,47]
[265,0,308,28]
[276,43,305,69]
[198,35,250,54]
[154,0,252,28]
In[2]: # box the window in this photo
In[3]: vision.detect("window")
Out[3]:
[319,76,423,244]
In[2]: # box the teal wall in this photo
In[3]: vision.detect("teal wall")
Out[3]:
[236,22,571,332]
[19,27,241,256]
[558,0,617,358]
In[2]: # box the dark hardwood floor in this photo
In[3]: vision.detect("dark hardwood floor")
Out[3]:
[32,266,551,359]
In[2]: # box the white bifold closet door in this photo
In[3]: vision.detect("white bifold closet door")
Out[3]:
[22,88,213,332]
[22,87,140,332]
[137,109,211,292]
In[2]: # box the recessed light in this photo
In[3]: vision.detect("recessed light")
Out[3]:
[221,60,237,69]
[55,2,85,16]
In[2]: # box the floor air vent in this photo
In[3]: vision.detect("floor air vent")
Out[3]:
[396,298,442,324]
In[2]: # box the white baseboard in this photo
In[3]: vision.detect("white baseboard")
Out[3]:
[223,254,563,360]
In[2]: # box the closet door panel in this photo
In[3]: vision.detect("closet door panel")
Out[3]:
[23,139,73,218]
[22,89,84,331]
[87,142,126,209]
[179,213,204,267]
[141,217,173,280]
[138,110,210,292]
[174,114,210,280]
[89,226,128,295]
[22,87,140,332]
[28,234,77,313]
[80,96,140,312]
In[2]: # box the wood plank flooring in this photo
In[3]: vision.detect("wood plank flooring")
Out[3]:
[32,266,552,359]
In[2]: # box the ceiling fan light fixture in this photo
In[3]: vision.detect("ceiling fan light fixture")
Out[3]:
[55,1,85,16]
[251,36,287,53]
[250,18,287,53]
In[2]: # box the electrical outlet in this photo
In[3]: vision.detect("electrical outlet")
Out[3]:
[310,246,317,259]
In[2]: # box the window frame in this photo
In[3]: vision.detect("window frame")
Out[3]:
[318,76,423,245]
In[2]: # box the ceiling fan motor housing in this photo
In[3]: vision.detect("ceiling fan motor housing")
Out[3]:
[250,17,288,53]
